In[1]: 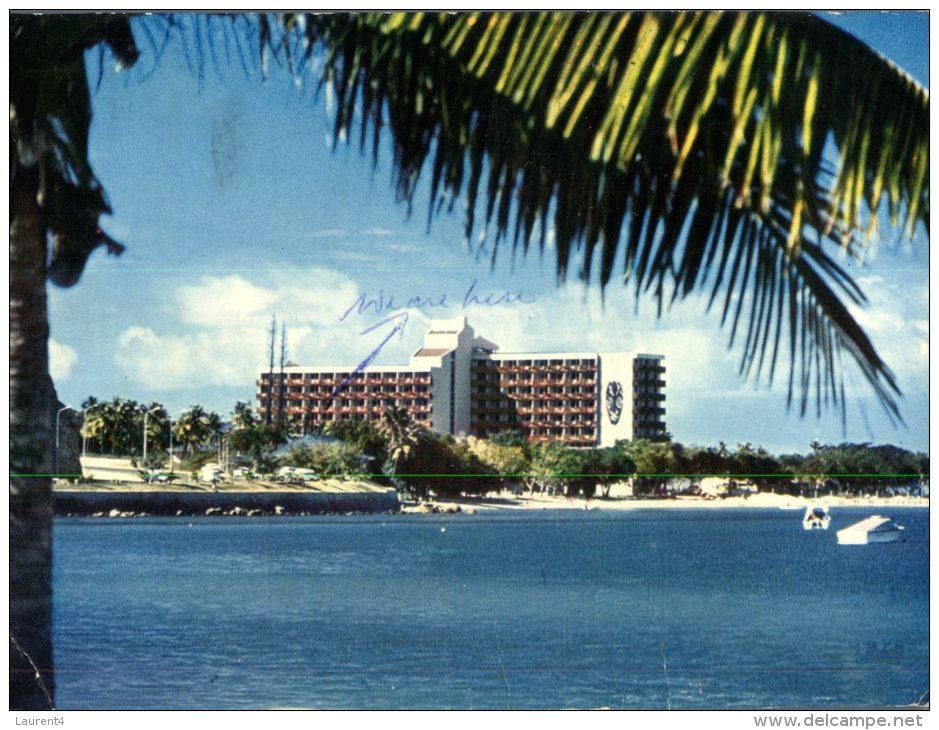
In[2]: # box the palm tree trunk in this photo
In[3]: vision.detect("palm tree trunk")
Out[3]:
[10,169,56,709]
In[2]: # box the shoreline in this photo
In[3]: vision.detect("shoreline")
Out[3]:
[54,483,399,517]
[55,482,927,517]
[406,491,929,514]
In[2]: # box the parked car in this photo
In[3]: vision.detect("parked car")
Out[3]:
[199,463,223,483]
[144,471,175,484]
[277,466,320,482]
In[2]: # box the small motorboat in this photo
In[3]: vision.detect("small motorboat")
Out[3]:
[802,505,831,530]
[836,515,906,545]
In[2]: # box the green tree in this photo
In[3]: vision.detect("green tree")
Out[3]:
[466,436,530,490]
[377,407,432,498]
[439,438,497,497]
[682,446,728,479]
[228,422,286,472]
[231,401,259,431]
[283,441,366,480]
[79,396,107,455]
[624,439,682,495]
[172,406,216,457]
[79,396,150,456]
[487,430,529,449]
[528,441,584,496]
[321,418,388,465]
[375,408,492,499]
[578,447,637,499]
[726,442,786,491]
[9,10,928,710]
[800,442,929,496]
[206,411,223,443]
[377,407,421,476]
[105,397,137,455]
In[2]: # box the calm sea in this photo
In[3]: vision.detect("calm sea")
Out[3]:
[52,508,928,710]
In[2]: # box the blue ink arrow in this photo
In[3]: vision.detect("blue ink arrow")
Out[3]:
[326,311,409,407]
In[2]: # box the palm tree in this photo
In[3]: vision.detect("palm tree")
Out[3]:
[205,409,223,447]
[228,421,286,471]
[172,406,215,457]
[79,396,106,455]
[231,401,259,431]
[9,11,928,709]
[112,398,143,455]
[378,407,451,499]
[378,406,421,474]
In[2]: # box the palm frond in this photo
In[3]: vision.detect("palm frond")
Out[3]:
[273,10,927,419]
[13,11,928,420]
[10,13,139,287]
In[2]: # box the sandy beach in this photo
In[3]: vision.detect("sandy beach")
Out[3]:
[55,478,927,517]
[405,491,929,514]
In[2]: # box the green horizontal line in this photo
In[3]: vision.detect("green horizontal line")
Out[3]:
[19,472,925,479]
[81,268,550,274]
[13,474,83,478]
[330,473,925,479]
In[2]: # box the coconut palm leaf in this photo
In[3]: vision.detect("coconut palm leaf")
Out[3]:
[10,14,138,288]
[261,10,926,421]
[11,11,927,420]
[172,405,215,455]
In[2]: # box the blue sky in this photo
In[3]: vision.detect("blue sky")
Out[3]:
[46,11,930,455]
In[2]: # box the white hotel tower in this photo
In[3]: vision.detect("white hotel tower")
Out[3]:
[258,317,665,447]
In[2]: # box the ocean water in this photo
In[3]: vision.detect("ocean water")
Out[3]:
[52,508,928,710]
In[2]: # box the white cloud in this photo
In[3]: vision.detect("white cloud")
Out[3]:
[460,283,744,409]
[175,271,361,330]
[49,339,78,381]
[177,275,278,328]
[845,278,929,389]
[111,263,927,449]
[114,270,417,389]
[116,327,207,389]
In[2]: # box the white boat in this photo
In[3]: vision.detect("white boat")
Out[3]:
[802,505,831,530]
[836,515,906,545]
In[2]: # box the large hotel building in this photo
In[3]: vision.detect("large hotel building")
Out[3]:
[257,317,665,447]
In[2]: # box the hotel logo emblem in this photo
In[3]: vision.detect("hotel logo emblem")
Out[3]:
[606,381,624,425]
